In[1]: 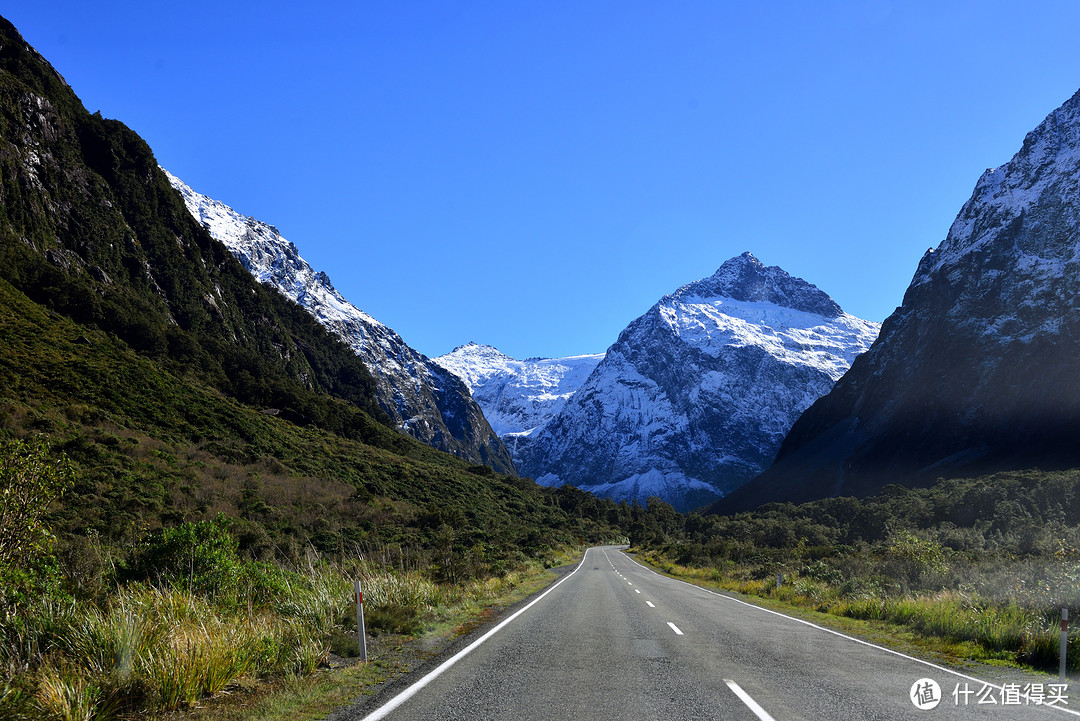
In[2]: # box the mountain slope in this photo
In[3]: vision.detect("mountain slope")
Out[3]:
[0,16,413,442]
[433,342,603,461]
[517,253,879,511]
[718,88,1080,513]
[0,13,631,565]
[164,172,514,474]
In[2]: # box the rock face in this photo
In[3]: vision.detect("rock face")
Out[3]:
[718,88,1080,513]
[433,342,603,462]
[165,171,515,474]
[516,253,879,511]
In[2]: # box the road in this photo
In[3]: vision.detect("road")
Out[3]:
[340,546,1078,720]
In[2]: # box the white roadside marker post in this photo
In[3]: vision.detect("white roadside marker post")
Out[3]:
[1061,608,1068,682]
[356,580,369,662]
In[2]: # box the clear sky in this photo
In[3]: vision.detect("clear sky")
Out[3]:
[7,2,1080,359]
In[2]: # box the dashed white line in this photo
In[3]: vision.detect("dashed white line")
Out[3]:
[725,679,776,721]
[635,589,641,594]
[646,601,655,608]
[667,622,684,635]
[616,548,1080,718]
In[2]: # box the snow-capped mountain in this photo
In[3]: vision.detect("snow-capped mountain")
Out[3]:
[517,253,880,511]
[720,88,1080,512]
[433,343,603,460]
[164,170,515,474]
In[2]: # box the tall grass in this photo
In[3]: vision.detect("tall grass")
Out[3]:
[0,552,546,720]
[35,659,116,721]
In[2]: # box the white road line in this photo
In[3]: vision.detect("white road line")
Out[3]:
[628,582,633,585]
[667,622,684,635]
[646,601,655,608]
[725,680,776,721]
[617,549,1080,718]
[635,589,641,594]
[358,549,591,721]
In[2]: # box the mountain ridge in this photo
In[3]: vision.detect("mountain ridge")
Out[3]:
[717,87,1080,513]
[0,12,626,562]
[163,172,515,473]
[0,15,408,441]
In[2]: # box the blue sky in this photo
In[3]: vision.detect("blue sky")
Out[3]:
[7,2,1080,359]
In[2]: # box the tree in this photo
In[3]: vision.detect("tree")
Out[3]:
[0,438,73,605]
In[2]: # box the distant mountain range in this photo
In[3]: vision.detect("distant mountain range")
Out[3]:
[439,254,879,510]
[432,343,602,459]
[164,172,515,475]
[719,89,1080,512]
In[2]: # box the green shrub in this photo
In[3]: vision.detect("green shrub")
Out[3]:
[0,437,73,609]
[130,515,239,600]
[328,627,364,657]
[238,561,301,609]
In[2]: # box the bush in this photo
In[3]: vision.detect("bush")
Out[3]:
[238,561,301,609]
[885,530,950,590]
[130,515,240,600]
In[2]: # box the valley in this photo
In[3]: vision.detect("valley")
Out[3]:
[3,8,1080,721]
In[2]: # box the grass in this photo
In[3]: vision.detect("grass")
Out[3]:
[0,548,571,721]
[168,558,562,721]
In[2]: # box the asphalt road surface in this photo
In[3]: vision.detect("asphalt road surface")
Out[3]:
[342,546,1079,720]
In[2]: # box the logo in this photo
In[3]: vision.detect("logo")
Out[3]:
[911,678,942,710]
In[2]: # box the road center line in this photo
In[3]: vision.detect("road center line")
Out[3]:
[635,589,641,594]
[646,601,655,607]
[725,680,776,721]
[667,621,684,635]
[358,549,591,721]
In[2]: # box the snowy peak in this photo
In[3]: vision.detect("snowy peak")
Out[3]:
[654,289,877,383]
[674,252,843,318]
[165,170,385,334]
[518,255,879,511]
[438,342,517,390]
[915,88,1080,291]
[165,170,515,474]
[646,255,877,381]
[433,343,603,439]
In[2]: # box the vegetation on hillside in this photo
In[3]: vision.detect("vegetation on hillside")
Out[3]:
[0,14,401,452]
[0,453,561,720]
